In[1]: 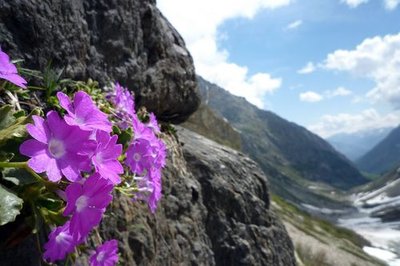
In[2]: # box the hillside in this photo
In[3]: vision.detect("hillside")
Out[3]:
[357,125,400,174]
[327,127,392,161]
[182,104,241,150]
[190,76,370,210]
[197,76,367,192]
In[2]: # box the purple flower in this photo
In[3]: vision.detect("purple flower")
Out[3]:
[91,130,123,184]
[43,221,77,262]
[125,138,153,175]
[64,173,113,239]
[0,48,27,88]
[146,113,160,134]
[112,82,135,118]
[89,239,119,266]
[57,91,112,132]
[125,123,166,213]
[133,168,162,213]
[107,82,135,129]
[148,169,162,213]
[20,111,92,182]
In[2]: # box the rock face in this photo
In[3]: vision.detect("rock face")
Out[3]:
[84,128,295,265]
[178,128,295,265]
[0,0,200,123]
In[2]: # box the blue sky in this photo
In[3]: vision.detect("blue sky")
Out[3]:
[158,0,400,138]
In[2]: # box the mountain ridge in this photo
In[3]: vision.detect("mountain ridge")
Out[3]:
[192,76,368,209]
[197,76,367,192]
[356,125,400,174]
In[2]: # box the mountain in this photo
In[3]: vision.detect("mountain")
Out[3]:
[327,127,392,161]
[195,76,368,207]
[356,125,400,174]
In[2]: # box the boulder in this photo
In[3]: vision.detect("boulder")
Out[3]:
[0,0,200,123]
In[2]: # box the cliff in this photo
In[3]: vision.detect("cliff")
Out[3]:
[0,0,199,123]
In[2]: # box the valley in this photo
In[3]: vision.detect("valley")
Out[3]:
[184,76,400,266]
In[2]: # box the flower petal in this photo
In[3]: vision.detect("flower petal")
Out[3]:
[20,139,47,157]
[27,153,52,173]
[26,115,50,143]
[45,159,62,182]
[64,183,82,216]
[56,92,73,114]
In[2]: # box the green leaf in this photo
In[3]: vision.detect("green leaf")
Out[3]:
[0,184,23,226]
[2,168,37,186]
[0,105,41,148]
[117,127,133,147]
[0,105,14,129]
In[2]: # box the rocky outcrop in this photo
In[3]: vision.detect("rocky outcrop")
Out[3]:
[0,0,200,123]
[82,128,294,265]
[178,128,295,265]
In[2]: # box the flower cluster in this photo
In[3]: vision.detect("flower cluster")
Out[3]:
[108,83,166,213]
[18,83,166,264]
[20,91,120,264]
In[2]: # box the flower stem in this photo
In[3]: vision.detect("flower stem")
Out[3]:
[0,161,27,168]
[0,161,55,188]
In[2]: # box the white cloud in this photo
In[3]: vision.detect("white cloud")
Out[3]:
[341,0,400,9]
[341,0,368,8]
[286,20,303,30]
[297,87,352,103]
[299,91,323,102]
[326,86,353,97]
[157,0,290,108]
[323,33,400,107]
[297,62,316,74]
[308,109,400,138]
[385,0,400,10]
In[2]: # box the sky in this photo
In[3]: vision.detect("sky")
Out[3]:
[157,0,400,138]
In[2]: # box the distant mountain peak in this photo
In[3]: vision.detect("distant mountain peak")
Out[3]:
[327,127,393,162]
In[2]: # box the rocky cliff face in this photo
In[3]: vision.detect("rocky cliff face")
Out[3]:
[90,128,295,266]
[0,0,295,265]
[0,0,200,123]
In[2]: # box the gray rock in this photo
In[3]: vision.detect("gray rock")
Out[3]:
[0,0,200,123]
[75,128,295,265]
[179,127,296,266]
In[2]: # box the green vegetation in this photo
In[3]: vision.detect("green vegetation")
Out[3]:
[361,171,380,181]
